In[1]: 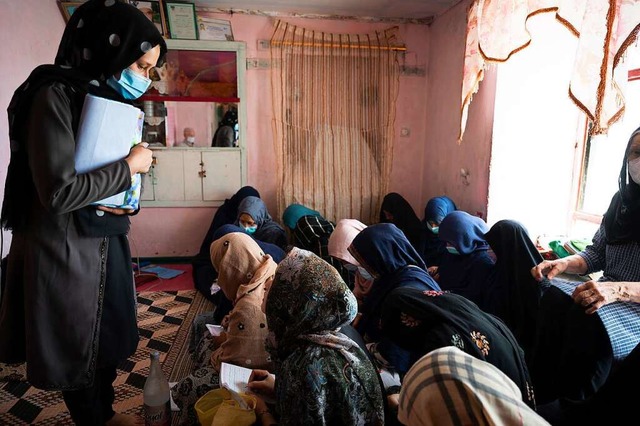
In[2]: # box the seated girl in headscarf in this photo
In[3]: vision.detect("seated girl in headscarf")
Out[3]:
[327,219,372,306]
[192,186,260,302]
[398,347,547,426]
[422,195,457,267]
[380,287,535,410]
[206,224,285,324]
[435,211,495,311]
[483,220,550,363]
[236,196,287,250]
[348,223,440,375]
[379,192,426,260]
[282,203,352,288]
[172,232,276,425]
[247,248,385,426]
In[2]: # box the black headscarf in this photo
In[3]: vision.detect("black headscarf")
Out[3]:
[380,287,535,408]
[603,126,640,244]
[1,0,166,230]
[484,220,549,362]
[379,192,426,258]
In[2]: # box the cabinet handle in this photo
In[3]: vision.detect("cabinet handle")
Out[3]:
[198,170,207,178]
[152,156,157,165]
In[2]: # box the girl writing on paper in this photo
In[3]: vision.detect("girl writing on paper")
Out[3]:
[0,1,166,424]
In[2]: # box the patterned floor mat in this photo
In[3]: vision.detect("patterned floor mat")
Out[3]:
[0,290,213,425]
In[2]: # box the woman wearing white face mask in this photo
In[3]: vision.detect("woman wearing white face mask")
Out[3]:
[529,127,640,405]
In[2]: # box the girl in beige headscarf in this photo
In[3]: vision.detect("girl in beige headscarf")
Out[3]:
[209,232,277,371]
[327,219,372,309]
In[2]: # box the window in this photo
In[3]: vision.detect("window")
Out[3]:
[573,47,640,233]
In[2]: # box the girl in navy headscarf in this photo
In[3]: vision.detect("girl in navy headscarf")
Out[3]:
[435,211,495,312]
[235,196,287,249]
[349,223,440,375]
[422,195,457,266]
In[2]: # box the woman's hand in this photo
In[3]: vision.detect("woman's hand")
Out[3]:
[96,206,135,216]
[253,394,277,426]
[247,369,275,399]
[572,281,628,314]
[125,142,153,175]
[427,266,440,281]
[531,259,569,281]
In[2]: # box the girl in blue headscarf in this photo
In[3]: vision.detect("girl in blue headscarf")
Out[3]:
[235,196,287,249]
[349,223,440,375]
[422,195,457,266]
[436,211,495,312]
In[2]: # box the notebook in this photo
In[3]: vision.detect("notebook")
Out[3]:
[75,94,145,209]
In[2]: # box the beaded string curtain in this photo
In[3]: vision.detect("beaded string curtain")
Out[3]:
[270,20,401,224]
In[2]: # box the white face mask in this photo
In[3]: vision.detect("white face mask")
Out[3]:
[629,157,640,185]
[186,136,195,143]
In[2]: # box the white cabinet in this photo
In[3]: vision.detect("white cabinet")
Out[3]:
[140,148,242,207]
[138,39,247,207]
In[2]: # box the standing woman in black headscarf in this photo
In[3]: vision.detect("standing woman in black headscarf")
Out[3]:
[0,1,166,424]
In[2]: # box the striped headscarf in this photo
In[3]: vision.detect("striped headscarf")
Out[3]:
[399,347,549,426]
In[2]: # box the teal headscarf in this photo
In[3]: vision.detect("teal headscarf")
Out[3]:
[282,203,321,230]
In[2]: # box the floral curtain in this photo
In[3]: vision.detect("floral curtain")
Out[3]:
[460,0,640,143]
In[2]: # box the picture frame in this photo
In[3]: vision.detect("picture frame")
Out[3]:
[58,1,85,23]
[165,2,198,40]
[127,0,168,37]
[197,16,234,41]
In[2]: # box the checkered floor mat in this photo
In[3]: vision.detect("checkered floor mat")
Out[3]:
[0,290,199,425]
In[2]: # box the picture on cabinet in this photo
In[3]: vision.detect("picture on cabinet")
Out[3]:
[147,49,238,98]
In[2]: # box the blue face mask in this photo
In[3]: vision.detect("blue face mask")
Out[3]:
[358,266,374,281]
[446,246,460,255]
[429,225,440,235]
[106,67,151,100]
[243,225,258,235]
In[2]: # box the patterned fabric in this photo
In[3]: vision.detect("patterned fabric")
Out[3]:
[266,248,384,426]
[460,0,640,142]
[348,223,439,347]
[1,290,204,425]
[291,214,353,288]
[399,347,550,426]
[208,233,274,371]
[552,223,640,360]
[380,287,535,408]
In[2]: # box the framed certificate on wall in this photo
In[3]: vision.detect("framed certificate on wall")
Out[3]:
[165,2,198,40]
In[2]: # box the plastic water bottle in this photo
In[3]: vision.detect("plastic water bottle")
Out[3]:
[143,351,171,426]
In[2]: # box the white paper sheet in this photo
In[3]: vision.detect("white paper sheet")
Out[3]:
[206,324,224,337]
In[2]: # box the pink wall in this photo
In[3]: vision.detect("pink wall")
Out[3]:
[0,0,66,254]
[0,2,435,258]
[130,14,431,257]
[422,0,495,219]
